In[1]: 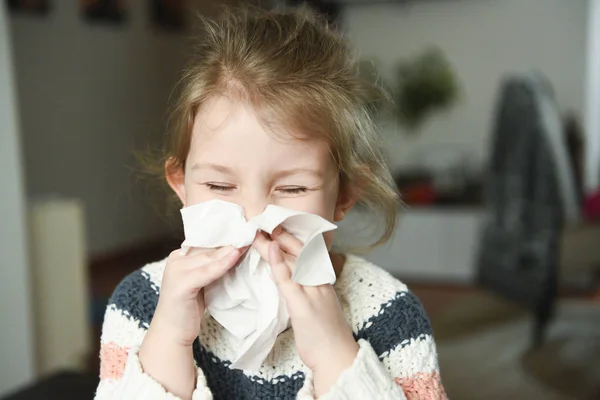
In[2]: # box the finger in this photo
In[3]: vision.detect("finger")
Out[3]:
[203,245,248,260]
[253,232,297,272]
[171,246,228,259]
[186,245,249,261]
[269,241,305,300]
[189,247,244,288]
[251,232,272,262]
[271,226,303,257]
[269,241,291,284]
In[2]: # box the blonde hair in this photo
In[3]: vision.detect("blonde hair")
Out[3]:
[159,5,399,248]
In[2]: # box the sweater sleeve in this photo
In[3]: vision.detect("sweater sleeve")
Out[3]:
[297,339,407,400]
[297,290,447,400]
[94,269,214,399]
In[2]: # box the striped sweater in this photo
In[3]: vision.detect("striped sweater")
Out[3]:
[95,254,446,399]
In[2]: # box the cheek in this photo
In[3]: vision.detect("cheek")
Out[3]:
[183,181,216,206]
[280,192,338,250]
[277,192,337,220]
[282,179,340,217]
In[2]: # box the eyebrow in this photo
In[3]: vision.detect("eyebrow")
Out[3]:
[273,168,324,180]
[190,163,323,179]
[190,163,235,175]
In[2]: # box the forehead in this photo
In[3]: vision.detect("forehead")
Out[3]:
[189,96,332,166]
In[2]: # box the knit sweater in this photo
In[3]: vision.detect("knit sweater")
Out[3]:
[95,254,446,399]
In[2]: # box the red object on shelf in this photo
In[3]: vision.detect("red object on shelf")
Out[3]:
[402,183,436,206]
[584,190,600,221]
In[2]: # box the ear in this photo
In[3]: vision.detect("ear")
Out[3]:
[165,158,187,206]
[334,177,358,222]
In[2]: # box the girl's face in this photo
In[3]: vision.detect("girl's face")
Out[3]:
[167,96,355,247]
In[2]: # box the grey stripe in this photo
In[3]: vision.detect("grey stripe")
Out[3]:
[193,342,306,400]
[108,270,158,331]
[354,291,433,356]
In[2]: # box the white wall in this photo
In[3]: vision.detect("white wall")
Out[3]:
[584,0,600,191]
[344,0,588,171]
[9,2,189,256]
[0,3,35,396]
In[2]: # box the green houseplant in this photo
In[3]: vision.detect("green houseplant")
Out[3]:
[395,47,460,130]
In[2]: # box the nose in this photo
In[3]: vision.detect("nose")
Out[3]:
[242,197,268,220]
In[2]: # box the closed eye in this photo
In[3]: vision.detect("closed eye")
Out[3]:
[205,183,235,192]
[277,186,308,194]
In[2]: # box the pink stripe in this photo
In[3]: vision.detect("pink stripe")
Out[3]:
[394,371,447,400]
[100,342,129,380]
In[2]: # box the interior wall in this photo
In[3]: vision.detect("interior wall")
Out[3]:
[0,2,35,396]
[9,1,190,256]
[584,0,600,191]
[343,0,588,172]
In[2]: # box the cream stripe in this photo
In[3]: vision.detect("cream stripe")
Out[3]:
[95,378,120,395]
[380,334,439,378]
[140,259,167,290]
[100,306,148,347]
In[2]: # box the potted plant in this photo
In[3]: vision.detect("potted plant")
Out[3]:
[395,47,460,130]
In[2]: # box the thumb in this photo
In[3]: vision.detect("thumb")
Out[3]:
[269,241,291,285]
[269,241,304,302]
[268,242,307,318]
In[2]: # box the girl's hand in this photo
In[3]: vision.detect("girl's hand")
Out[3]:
[149,245,246,346]
[252,228,359,396]
[139,246,245,399]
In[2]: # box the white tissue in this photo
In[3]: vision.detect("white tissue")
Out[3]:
[180,199,337,371]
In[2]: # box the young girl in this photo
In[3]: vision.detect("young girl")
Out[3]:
[96,6,445,400]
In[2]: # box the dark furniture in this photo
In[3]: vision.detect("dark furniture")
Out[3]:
[1,372,99,400]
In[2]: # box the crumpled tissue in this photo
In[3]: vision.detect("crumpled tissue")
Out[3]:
[180,199,337,371]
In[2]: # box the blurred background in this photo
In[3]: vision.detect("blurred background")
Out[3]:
[1,0,599,399]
